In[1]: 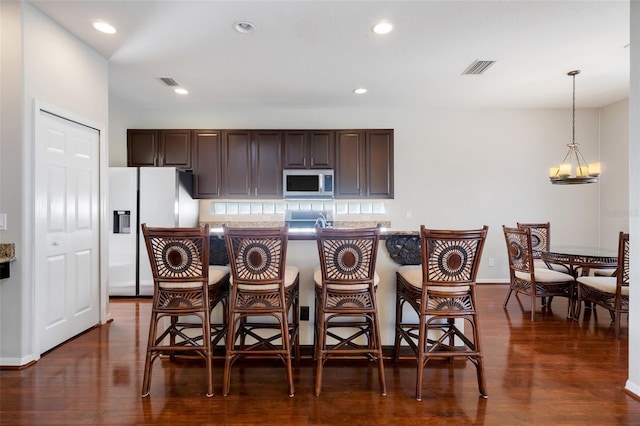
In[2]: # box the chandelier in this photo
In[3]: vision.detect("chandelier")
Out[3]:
[549,70,600,185]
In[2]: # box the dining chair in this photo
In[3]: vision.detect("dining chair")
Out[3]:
[394,225,488,401]
[576,232,629,338]
[222,225,299,397]
[502,226,575,321]
[516,222,570,272]
[516,222,570,308]
[313,225,386,396]
[140,224,230,397]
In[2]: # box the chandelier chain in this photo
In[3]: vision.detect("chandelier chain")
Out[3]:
[572,72,576,146]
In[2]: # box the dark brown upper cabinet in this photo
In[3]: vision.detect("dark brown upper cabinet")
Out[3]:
[128,128,393,200]
[192,130,222,198]
[223,130,283,198]
[335,129,394,199]
[283,131,335,169]
[127,129,192,170]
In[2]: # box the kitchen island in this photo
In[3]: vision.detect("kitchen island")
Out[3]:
[202,222,421,347]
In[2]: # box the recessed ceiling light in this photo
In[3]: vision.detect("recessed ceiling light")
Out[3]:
[234,21,256,34]
[174,88,189,95]
[92,20,117,34]
[373,21,393,35]
[353,88,368,95]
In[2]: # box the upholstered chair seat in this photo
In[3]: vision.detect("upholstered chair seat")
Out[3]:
[313,265,379,290]
[160,265,231,289]
[232,265,299,290]
[397,265,470,293]
[577,276,629,296]
[514,267,574,283]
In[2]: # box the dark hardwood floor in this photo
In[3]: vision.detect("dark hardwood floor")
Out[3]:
[0,284,636,425]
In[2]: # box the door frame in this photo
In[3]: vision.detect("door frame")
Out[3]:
[32,100,109,359]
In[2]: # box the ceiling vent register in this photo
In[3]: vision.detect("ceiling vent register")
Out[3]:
[462,60,496,75]
[159,77,179,86]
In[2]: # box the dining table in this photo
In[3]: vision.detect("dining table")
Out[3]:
[539,245,618,318]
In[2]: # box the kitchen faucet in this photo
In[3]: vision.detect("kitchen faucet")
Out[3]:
[315,212,328,228]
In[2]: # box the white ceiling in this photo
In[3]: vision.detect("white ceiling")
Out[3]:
[26,0,630,110]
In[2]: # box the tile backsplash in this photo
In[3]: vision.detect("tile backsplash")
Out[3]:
[210,201,386,216]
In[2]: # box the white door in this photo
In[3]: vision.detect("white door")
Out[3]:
[35,110,100,353]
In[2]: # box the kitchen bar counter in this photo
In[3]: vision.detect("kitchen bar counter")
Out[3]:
[201,226,423,346]
[201,220,395,240]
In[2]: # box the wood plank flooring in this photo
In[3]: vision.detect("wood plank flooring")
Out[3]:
[0,284,637,425]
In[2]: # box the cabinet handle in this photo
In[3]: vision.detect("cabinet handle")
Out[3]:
[304,158,307,167]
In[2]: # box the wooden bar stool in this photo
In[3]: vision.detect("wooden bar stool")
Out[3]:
[140,224,229,397]
[313,225,386,396]
[394,225,488,400]
[222,225,299,397]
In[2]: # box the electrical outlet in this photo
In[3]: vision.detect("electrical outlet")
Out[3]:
[488,257,495,267]
[300,306,310,321]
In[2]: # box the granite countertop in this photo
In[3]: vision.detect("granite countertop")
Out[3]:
[0,243,16,262]
[199,221,421,241]
[200,220,392,229]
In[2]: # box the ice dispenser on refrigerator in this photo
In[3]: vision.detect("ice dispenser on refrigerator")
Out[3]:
[113,210,131,234]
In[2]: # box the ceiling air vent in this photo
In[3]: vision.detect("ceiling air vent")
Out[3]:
[159,77,179,86]
[462,60,496,75]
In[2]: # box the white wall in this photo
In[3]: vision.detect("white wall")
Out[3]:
[626,0,640,399]
[0,1,108,365]
[0,0,26,363]
[599,99,630,247]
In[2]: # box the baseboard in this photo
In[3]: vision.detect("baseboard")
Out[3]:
[0,357,37,369]
[477,279,510,284]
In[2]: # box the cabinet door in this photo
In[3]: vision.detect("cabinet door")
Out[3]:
[253,131,283,197]
[308,131,335,169]
[335,131,364,198]
[365,130,394,198]
[127,130,158,167]
[192,130,222,198]
[223,131,252,197]
[283,132,307,168]
[283,131,335,169]
[160,130,192,169]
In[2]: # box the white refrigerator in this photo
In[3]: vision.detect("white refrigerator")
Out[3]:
[108,167,200,296]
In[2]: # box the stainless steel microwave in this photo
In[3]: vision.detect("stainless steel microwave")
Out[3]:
[282,169,334,199]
